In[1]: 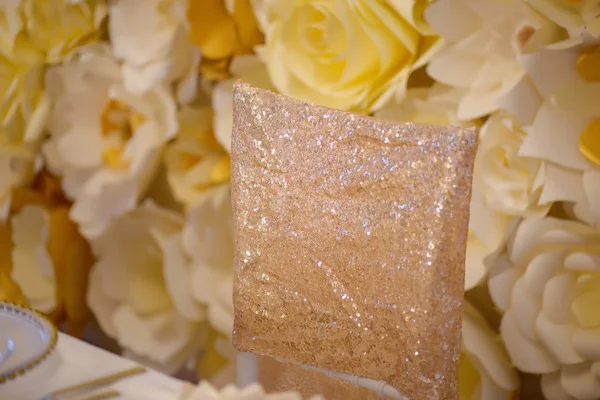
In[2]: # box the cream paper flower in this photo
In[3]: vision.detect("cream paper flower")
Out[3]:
[525,0,600,38]
[252,0,440,112]
[10,205,56,313]
[425,0,545,120]
[374,86,515,290]
[43,43,178,239]
[460,301,519,400]
[88,201,205,373]
[184,382,324,400]
[212,54,274,153]
[488,217,600,400]
[185,184,234,338]
[501,35,600,226]
[109,0,200,104]
[476,112,550,218]
[164,107,230,208]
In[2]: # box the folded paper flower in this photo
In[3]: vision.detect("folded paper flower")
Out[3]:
[231,82,478,400]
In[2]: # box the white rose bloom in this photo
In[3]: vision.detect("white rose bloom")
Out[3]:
[424,0,544,120]
[10,205,56,312]
[43,43,178,239]
[525,0,600,38]
[476,112,550,218]
[213,54,274,153]
[375,86,515,290]
[502,35,600,226]
[460,301,519,400]
[109,0,200,104]
[185,184,234,338]
[488,217,600,400]
[88,201,205,373]
[184,382,324,400]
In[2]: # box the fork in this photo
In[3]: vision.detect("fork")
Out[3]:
[40,366,146,400]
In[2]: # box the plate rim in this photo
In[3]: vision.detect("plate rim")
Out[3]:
[0,301,58,384]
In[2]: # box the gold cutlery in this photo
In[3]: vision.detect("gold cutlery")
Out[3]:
[41,366,146,400]
[78,389,121,400]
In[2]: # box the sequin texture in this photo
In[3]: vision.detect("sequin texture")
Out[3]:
[231,81,478,400]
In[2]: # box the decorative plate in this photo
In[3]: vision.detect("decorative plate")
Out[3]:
[0,302,58,384]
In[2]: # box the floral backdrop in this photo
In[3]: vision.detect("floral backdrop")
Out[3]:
[0,0,599,399]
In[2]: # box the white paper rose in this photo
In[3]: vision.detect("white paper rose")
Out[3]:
[460,301,519,400]
[164,107,230,208]
[425,0,544,120]
[489,217,600,400]
[43,43,178,239]
[375,86,515,290]
[212,54,274,153]
[476,112,550,218]
[502,36,600,227]
[88,201,205,373]
[109,0,200,104]
[185,184,234,338]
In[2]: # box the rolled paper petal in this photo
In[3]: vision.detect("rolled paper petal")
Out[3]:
[231,82,478,400]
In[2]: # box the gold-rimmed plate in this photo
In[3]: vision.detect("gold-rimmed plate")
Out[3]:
[0,302,58,384]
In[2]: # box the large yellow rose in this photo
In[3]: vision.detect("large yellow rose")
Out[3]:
[255,0,439,112]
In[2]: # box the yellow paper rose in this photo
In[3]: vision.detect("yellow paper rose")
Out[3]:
[187,0,264,80]
[0,0,106,218]
[254,0,440,112]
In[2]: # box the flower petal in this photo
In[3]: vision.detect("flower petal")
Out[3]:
[540,272,576,324]
[500,308,559,374]
[561,363,600,399]
[463,302,519,391]
[520,103,590,170]
[153,230,205,321]
[536,313,584,365]
[572,328,600,360]
[541,372,576,400]
[488,254,520,312]
[510,277,542,340]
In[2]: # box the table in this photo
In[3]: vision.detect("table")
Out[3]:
[1,333,189,400]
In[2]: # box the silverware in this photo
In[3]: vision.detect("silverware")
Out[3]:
[40,366,146,400]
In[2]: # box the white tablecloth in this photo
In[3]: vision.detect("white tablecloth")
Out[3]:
[1,333,189,400]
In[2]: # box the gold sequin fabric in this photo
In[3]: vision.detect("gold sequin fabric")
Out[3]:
[231,81,478,400]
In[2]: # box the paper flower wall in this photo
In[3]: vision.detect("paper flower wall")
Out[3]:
[1,0,600,398]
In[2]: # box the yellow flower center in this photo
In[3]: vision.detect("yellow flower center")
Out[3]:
[577,46,600,82]
[99,99,146,169]
[579,117,600,167]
